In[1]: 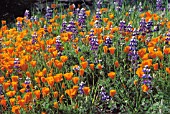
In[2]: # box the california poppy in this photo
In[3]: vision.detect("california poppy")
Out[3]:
[72,77,79,84]
[81,61,88,69]
[109,47,116,55]
[114,60,120,68]
[63,72,73,81]
[141,84,149,92]
[82,87,90,95]
[34,90,40,99]
[103,46,108,54]
[108,72,116,79]
[110,90,116,97]
[60,56,68,62]
[89,64,94,70]
[53,102,58,108]
[79,69,84,76]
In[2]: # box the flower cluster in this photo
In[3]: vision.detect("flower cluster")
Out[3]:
[142,65,152,89]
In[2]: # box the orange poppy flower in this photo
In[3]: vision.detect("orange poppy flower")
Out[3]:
[85,10,90,16]
[3,82,10,90]
[53,91,59,98]
[12,105,20,114]
[0,99,6,107]
[156,51,163,60]
[20,88,26,93]
[34,90,40,99]
[6,91,16,97]
[134,80,138,85]
[63,72,73,80]
[53,102,58,108]
[42,87,50,96]
[30,61,36,67]
[59,94,64,103]
[51,3,57,8]
[103,46,108,54]
[141,84,149,92]
[138,48,146,58]
[62,83,66,89]
[12,76,18,82]
[81,61,88,69]
[163,48,170,55]
[89,64,94,70]
[136,67,144,78]
[166,67,170,74]
[167,21,170,29]
[153,63,158,71]
[109,47,116,55]
[54,73,63,83]
[46,77,54,87]
[72,77,79,84]
[82,87,90,95]
[0,76,5,84]
[108,72,116,79]
[79,69,85,76]
[9,98,16,106]
[97,64,102,70]
[1,20,6,25]
[109,14,114,19]
[114,60,120,68]
[80,56,85,61]
[110,90,116,97]
[60,56,68,62]
[11,82,18,91]
[18,99,25,107]
[65,88,78,98]
[124,46,130,53]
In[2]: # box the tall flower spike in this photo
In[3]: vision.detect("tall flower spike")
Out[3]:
[45,6,53,22]
[78,82,85,94]
[25,77,31,92]
[16,21,22,31]
[142,65,152,89]
[128,36,139,70]
[99,86,111,101]
[24,10,29,20]
[56,36,62,56]
[104,36,112,47]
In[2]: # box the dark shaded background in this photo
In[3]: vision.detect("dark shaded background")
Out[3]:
[0,0,94,26]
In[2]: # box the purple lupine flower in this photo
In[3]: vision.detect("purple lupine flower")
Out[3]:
[17,21,22,31]
[114,0,123,11]
[45,6,53,22]
[78,82,85,94]
[138,2,143,12]
[14,58,21,76]
[25,77,31,92]
[24,10,29,20]
[126,23,133,32]
[44,25,48,32]
[97,0,103,9]
[90,36,99,51]
[139,18,147,32]
[142,65,152,88]
[156,0,163,11]
[128,36,138,70]
[55,36,62,50]
[0,85,3,96]
[95,9,102,23]
[166,31,170,44]
[168,3,170,11]
[32,32,37,44]
[60,20,67,33]
[104,36,112,47]
[119,20,126,31]
[99,86,111,101]
[78,8,86,30]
